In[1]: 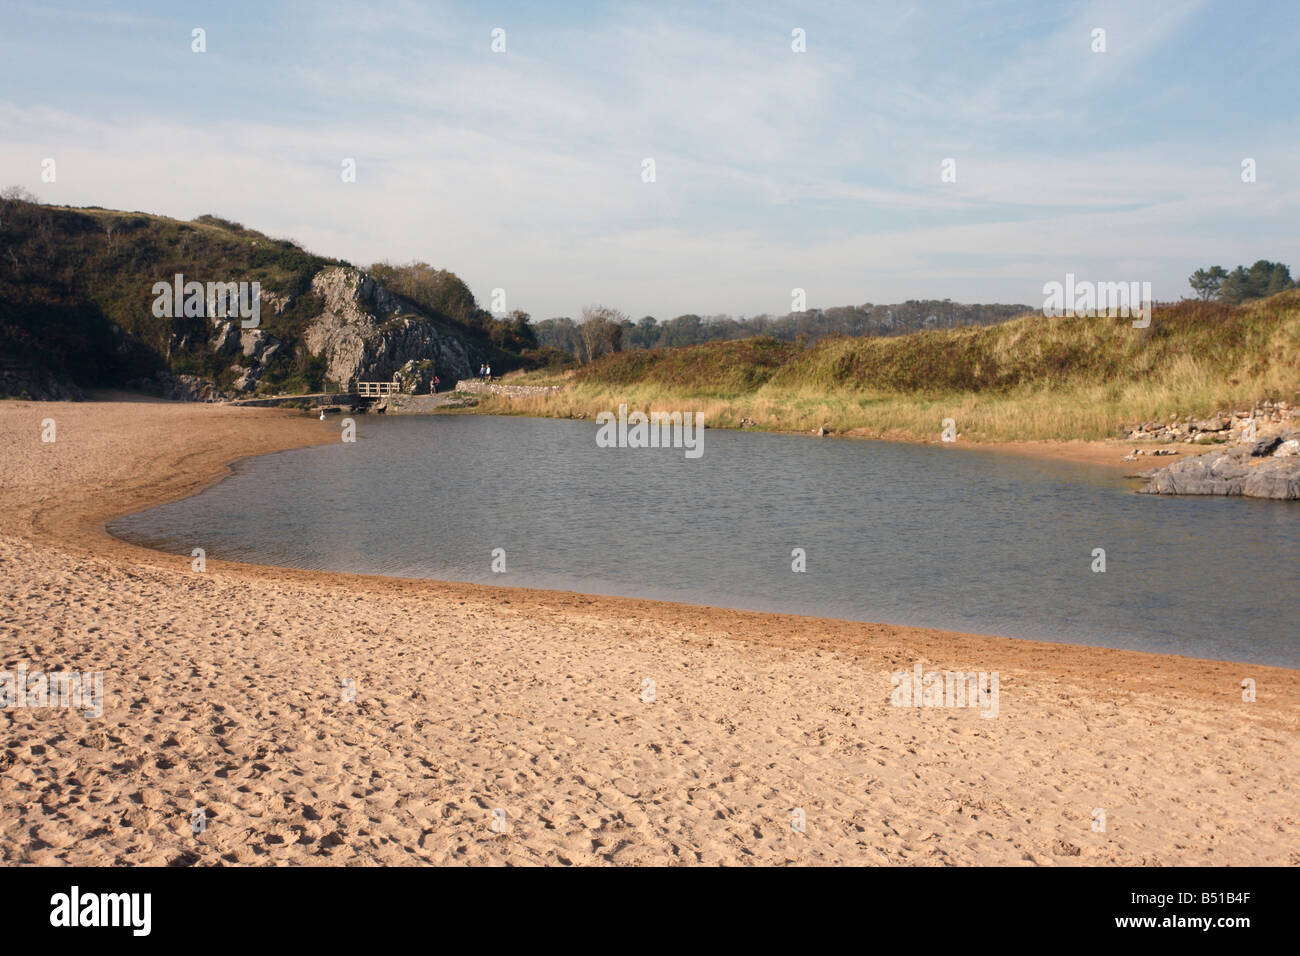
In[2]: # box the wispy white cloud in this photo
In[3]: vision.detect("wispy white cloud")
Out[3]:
[1,0,1297,319]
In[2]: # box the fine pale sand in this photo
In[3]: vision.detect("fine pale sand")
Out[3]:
[0,398,1296,866]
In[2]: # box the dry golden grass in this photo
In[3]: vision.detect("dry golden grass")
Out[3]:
[485,294,1300,442]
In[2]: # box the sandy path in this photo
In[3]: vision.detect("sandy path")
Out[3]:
[0,398,1295,865]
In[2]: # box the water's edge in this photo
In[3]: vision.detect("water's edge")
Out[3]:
[107,415,1299,668]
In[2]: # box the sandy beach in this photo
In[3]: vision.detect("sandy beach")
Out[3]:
[0,397,1296,866]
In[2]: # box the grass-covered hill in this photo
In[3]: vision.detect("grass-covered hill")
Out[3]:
[495,294,1300,441]
[1,200,334,391]
[0,196,518,397]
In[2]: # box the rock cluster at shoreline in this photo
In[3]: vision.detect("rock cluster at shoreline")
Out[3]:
[1137,431,1300,499]
[124,370,230,403]
[0,357,86,401]
[1123,401,1294,444]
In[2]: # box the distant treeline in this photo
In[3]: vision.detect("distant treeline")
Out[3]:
[533,300,1033,362]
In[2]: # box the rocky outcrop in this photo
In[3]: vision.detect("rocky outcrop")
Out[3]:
[1123,402,1295,444]
[141,267,486,399]
[393,359,439,394]
[124,370,230,403]
[0,357,86,401]
[302,267,480,391]
[240,328,280,361]
[229,365,261,394]
[211,321,240,355]
[1137,431,1300,499]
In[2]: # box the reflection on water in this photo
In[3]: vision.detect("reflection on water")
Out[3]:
[109,415,1300,667]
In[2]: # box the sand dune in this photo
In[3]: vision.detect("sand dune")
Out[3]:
[0,398,1295,865]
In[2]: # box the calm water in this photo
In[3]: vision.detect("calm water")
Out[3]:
[109,415,1300,667]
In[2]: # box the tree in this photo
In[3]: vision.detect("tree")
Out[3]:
[366,261,483,327]
[577,305,627,363]
[0,186,39,228]
[662,314,703,347]
[634,315,658,349]
[1188,266,1228,300]
[1256,259,1294,297]
[0,186,38,205]
[508,310,537,350]
[487,309,537,352]
[1218,260,1294,304]
[534,317,578,354]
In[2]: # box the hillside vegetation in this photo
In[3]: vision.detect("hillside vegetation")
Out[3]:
[489,295,1300,442]
[0,197,520,396]
[0,200,338,390]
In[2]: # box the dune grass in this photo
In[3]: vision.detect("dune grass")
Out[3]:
[478,294,1300,442]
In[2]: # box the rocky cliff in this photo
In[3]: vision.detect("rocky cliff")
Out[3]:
[302,267,480,391]
[117,267,485,400]
[0,200,497,401]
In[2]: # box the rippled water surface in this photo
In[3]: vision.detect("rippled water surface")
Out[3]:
[110,415,1300,667]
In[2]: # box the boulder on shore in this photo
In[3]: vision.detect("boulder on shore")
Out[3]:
[1137,431,1300,500]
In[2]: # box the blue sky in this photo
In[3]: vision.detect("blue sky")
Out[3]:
[2,0,1298,320]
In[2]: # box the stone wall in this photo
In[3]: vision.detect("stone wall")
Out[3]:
[454,380,562,399]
